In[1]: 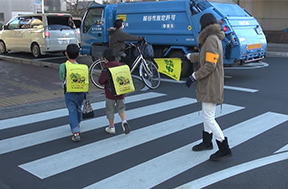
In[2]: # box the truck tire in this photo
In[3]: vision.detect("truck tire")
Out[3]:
[169,51,193,77]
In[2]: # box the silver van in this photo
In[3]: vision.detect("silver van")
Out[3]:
[72,17,81,44]
[0,13,79,57]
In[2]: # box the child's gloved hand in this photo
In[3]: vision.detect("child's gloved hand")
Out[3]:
[185,53,191,60]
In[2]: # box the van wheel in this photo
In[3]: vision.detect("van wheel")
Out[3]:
[169,51,193,78]
[32,43,41,58]
[0,41,7,54]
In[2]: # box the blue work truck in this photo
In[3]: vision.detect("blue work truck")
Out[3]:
[80,0,267,77]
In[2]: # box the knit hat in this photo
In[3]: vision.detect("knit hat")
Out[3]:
[200,13,217,31]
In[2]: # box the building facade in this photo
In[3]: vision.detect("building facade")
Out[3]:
[238,0,288,31]
[0,0,67,26]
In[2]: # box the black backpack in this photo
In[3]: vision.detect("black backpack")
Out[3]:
[134,40,154,59]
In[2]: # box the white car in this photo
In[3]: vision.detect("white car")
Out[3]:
[72,17,81,45]
[0,13,79,57]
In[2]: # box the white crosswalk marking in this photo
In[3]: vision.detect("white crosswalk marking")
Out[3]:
[0,92,165,130]
[176,151,288,189]
[19,104,243,179]
[0,96,194,155]
[1,91,288,189]
[224,85,258,93]
[83,112,288,189]
[275,144,288,154]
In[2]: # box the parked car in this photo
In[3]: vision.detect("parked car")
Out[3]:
[0,13,79,57]
[72,17,81,45]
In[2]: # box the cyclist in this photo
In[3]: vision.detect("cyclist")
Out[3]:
[107,19,143,63]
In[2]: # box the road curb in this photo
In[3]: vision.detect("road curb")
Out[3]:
[266,51,288,57]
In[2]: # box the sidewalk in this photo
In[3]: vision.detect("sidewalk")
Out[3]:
[0,56,104,119]
[267,43,288,57]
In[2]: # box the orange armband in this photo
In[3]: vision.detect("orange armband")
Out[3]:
[206,52,219,64]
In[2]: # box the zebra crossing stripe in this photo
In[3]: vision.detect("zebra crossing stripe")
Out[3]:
[224,85,258,93]
[275,144,288,154]
[176,151,288,189]
[0,92,166,130]
[82,112,288,189]
[19,104,243,179]
[0,97,195,155]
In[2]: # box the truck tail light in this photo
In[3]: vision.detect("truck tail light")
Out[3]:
[223,26,228,32]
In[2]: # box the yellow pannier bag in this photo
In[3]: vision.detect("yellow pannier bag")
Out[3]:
[107,65,135,95]
[65,61,89,92]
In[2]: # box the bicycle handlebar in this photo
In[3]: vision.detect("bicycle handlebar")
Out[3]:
[125,38,147,55]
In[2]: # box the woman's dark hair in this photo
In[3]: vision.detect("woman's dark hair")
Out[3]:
[66,44,79,59]
[200,13,217,31]
[113,19,123,29]
[103,48,115,61]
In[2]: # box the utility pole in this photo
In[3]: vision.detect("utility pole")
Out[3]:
[42,0,45,13]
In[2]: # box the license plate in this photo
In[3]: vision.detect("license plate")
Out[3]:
[58,40,69,45]
[246,43,262,50]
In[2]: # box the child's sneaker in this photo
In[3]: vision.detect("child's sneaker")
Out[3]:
[72,132,81,142]
[105,126,116,135]
[122,121,130,134]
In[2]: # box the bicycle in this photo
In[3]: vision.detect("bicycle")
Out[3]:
[89,41,161,90]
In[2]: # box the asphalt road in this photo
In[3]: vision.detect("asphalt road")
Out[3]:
[0,56,288,189]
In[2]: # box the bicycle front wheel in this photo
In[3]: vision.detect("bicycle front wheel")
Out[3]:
[89,59,105,89]
[139,59,161,89]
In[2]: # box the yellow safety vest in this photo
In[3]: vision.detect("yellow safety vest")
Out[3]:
[65,60,89,92]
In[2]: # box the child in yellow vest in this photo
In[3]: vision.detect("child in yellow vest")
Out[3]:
[59,44,88,142]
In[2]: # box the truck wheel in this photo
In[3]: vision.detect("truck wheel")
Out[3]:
[0,41,7,54]
[32,43,41,58]
[169,51,193,77]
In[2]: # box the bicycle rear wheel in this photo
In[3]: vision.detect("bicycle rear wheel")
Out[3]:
[139,60,160,89]
[89,59,105,89]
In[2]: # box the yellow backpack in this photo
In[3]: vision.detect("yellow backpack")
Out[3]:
[65,60,89,92]
[107,65,135,95]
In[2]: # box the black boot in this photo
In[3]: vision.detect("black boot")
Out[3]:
[192,131,213,151]
[209,137,232,161]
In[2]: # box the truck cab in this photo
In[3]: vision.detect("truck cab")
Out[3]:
[80,4,117,59]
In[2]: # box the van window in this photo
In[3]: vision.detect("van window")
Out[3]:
[31,18,43,28]
[19,17,32,29]
[6,17,19,30]
[47,15,75,30]
[73,19,81,28]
